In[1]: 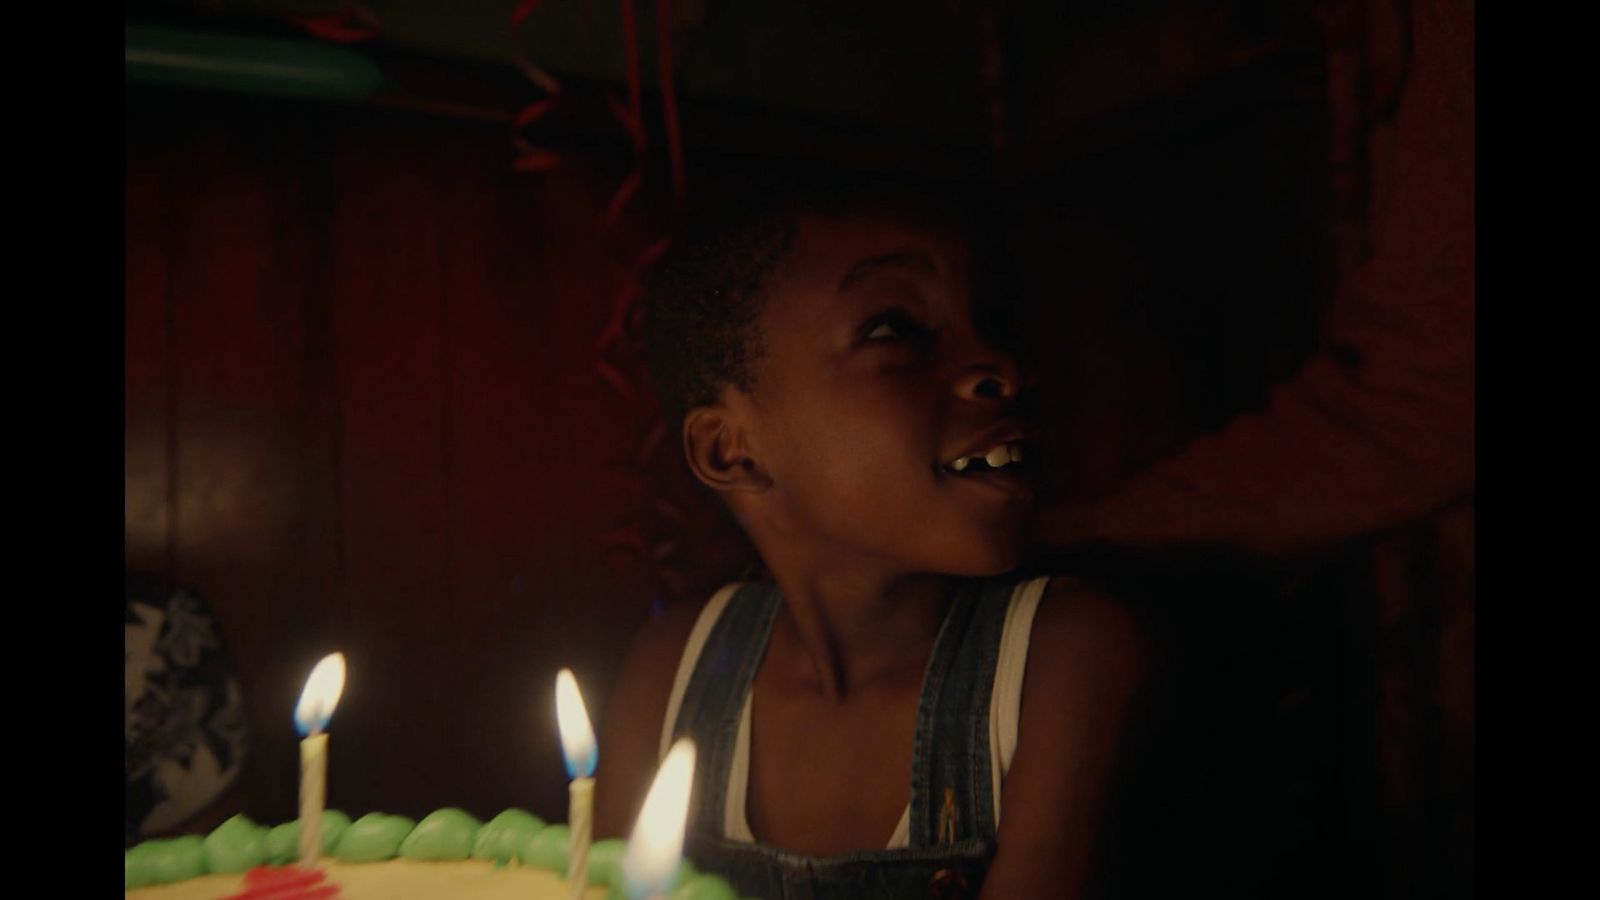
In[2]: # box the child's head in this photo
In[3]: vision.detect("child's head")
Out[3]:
[643,171,1035,578]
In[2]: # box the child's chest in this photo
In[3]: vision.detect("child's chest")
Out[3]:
[744,668,924,857]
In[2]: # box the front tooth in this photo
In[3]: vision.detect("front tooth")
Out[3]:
[1008,442,1024,464]
[950,456,970,472]
[984,445,1010,468]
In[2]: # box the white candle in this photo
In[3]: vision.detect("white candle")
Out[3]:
[621,738,696,900]
[555,668,598,900]
[298,732,328,864]
[568,777,595,899]
[294,653,347,867]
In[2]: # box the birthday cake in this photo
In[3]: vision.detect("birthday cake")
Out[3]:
[124,809,738,900]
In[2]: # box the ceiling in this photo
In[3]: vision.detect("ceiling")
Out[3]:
[137,2,1298,142]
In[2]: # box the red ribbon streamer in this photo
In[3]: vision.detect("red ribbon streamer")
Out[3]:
[636,420,666,466]
[512,150,563,172]
[638,234,673,269]
[619,1,645,156]
[507,1,562,177]
[604,93,644,145]
[509,0,547,28]
[286,3,382,43]
[513,97,559,129]
[594,236,671,354]
[605,170,646,226]
[504,1,691,604]
[657,0,687,208]
[605,0,647,222]
[593,358,639,404]
[514,56,563,95]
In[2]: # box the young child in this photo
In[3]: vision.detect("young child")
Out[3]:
[593,175,1148,900]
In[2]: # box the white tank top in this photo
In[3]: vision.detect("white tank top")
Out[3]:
[659,576,1050,850]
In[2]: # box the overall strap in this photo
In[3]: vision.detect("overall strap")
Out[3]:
[667,581,784,838]
[908,577,1016,848]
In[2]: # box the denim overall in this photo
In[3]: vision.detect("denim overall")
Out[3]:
[667,576,1020,900]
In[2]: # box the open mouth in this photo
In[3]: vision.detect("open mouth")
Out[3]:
[942,440,1031,476]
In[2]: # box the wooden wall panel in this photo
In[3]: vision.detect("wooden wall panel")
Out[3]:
[431,134,660,821]
[157,121,342,822]
[325,121,454,820]
[126,143,172,578]
[437,155,622,819]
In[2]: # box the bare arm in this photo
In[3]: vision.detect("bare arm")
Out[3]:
[980,578,1149,899]
[592,597,705,839]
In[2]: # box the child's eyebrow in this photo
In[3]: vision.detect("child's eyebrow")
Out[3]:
[836,250,938,293]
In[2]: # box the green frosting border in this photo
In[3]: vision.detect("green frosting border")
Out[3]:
[125,808,742,899]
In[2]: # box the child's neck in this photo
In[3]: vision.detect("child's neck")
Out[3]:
[761,559,953,704]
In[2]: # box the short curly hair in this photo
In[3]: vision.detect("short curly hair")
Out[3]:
[641,170,990,433]
[641,181,792,433]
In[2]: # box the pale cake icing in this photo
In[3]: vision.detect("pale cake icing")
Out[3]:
[125,858,609,899]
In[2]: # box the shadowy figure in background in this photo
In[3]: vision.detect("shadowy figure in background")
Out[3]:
[1030,2,1472,897]
[1037,0,1471,559]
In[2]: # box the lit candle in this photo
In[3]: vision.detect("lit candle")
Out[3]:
[293,652,347,868]
[621,738,696,900]
[555,668,598,900]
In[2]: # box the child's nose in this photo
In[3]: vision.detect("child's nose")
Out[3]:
[952,356,1025,401]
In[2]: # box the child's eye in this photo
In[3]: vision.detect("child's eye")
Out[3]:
[861,310,928,343]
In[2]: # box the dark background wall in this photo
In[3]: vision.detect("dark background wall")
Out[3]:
[126,92,753,827]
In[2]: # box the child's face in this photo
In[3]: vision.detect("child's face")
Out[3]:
[736,213,1035,576]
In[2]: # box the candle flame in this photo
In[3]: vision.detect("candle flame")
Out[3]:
[294,652,346,737]
[622,738,695,897]
[555,668,597,779]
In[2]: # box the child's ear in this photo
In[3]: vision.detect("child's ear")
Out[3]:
[683,405,771,494]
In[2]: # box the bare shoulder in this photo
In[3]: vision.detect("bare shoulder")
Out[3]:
[604,595,708,742]
[980,575,1150,898]
[1013,574,1150,773]
[592,587,726,837]
[624,592,711,683]
[1026,574,1150,683]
